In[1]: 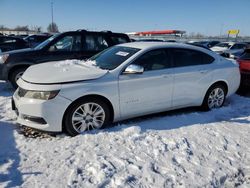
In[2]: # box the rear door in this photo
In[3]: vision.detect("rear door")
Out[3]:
[170,48,215,107]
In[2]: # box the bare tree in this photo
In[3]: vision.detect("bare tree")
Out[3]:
[31,25,42,33]
[14,25,29,31]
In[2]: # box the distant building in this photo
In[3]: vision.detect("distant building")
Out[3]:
[0,29,38,36]
[126,30,186,37]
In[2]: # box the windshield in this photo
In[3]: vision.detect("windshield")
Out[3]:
[88,46,140,70]
[214,43,232,48]
[34,33,60,50]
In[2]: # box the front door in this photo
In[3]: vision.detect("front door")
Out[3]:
[118,49,174,119]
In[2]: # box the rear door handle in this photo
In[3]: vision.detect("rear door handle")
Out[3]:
[161,74,171,78]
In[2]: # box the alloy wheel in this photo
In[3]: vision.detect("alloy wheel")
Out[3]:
[71,102,105,133]
[208,88,225,109]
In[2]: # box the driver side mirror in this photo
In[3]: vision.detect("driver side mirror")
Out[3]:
[123,64,144,74]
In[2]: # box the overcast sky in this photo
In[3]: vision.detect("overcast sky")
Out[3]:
[0,0,249,36]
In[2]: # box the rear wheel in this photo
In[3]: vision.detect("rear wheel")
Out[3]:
[201,84,226,111]
[9,67,27,89]
[64,98,111,136]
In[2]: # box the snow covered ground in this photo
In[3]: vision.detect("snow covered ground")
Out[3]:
[0,80,250,188]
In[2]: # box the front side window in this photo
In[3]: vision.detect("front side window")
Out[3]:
[172,48,214,67]
[49,35,82,52]
[84,34,109,51]
[133,49,170,71]
[35,34,59,50]
[88,46,140,70]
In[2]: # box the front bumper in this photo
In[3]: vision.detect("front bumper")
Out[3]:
[12,89,72,132]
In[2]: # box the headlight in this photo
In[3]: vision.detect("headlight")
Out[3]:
[18,88,60,100]
[0,54,9,64]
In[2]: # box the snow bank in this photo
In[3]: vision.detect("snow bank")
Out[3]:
[0,81,250,187]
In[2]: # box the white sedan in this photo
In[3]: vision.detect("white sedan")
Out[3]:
[12,42,240,136]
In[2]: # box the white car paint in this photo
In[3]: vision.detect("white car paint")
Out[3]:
[210,42,235,54]
[13,42,241,132]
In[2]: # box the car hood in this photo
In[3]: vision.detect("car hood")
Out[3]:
[210,46,228,52]
[22,60,108,84]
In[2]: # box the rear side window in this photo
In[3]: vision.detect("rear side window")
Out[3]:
[111,36,129,44]
[84,34,109,51]
[172,48,214,67]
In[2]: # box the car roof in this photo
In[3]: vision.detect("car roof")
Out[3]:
[118,42,218,58]
[118,41,208,51]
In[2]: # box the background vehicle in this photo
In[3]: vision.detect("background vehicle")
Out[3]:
[237,49,250,88]
[222,42,248,59]
[24,34,51,48]
[13,42,240,136]
[0,30,131,88]
[210,42,234,54]
[211,42,248,57]
[185,42,211,50]
[0,36,28,52]
[189,40,220,48]
[135,39,164,42]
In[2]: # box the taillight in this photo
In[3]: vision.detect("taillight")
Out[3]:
[237,59,250,72]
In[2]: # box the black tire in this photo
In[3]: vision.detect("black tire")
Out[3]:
[201,84,226,111]
[9,67,28,89]
[64,97,111,136]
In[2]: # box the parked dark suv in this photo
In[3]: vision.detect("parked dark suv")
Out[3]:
[0,30,131,88]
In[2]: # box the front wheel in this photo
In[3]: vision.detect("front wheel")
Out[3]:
[64,98,111,136]
[201,84,226,111]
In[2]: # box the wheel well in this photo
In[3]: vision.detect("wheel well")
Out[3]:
[8,65,30,80]
[62,94,114,131]
[209,81,228,95]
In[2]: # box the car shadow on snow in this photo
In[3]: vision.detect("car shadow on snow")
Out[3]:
[0,121,23,187]
[104,94,250,133]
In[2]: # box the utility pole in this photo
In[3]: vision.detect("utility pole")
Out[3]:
[51,1,54,32]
